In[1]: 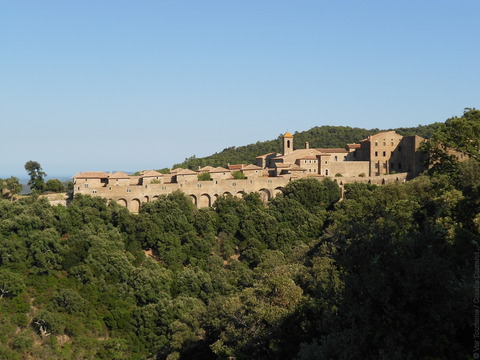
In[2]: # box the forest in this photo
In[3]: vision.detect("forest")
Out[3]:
[0,110,478,359]
[173,123,442,170]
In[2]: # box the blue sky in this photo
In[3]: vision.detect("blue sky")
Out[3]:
[1,1,479,177]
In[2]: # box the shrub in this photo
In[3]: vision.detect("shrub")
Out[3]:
[335,173,343,177]
[358,173,366,177]
[232,171,246,180]
[197,173,212,181]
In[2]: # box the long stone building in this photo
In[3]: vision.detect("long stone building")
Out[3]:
[73,131,428,212]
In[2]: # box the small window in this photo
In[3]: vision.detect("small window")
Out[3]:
[375,151,378,157]
[232,182,236,186]
[109,187,112,190]
[92,190,97,194]
[375,141,378,146]
[84,184,89,188]
[325,161,328,164]
[325,169,329,175]
[334,156,338,161]
[197,184,202,188]
[383,151,386,157]
[77,186,80,191]
[127,188,131,193]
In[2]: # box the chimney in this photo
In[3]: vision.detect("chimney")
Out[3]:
[305,141,310,149]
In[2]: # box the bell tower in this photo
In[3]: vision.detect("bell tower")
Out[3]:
[283,131,294,155]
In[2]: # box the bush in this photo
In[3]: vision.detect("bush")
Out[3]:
[358,173,366,177]
[232,171,246,179]
[45,179,65,193]
[197,173,212,181]
[335,173,343,177]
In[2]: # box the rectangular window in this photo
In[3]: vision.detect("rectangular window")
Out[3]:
[92,190,97,194]
[383,151,386,157]
[197,184,202,188]
[84,184,89,188]
[375,151,378,157]
[127,188,131,193]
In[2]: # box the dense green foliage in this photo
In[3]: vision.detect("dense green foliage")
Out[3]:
[0,116,476,359]
[0,177,22,199]
[174,124,440,170]
[0,168,475,359]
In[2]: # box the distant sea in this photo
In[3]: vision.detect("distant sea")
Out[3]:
[16,176,73,195]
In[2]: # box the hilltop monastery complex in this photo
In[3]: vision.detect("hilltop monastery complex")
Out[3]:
[74,131,428,212]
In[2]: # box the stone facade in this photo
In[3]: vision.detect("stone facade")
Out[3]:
[73,130,428,212]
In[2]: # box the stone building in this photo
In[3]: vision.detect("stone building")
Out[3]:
[73,130,428,212]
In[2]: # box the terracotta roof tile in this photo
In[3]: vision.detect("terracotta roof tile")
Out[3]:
[298,156,318,160]
[228,164,245,170]
[141,170,163,177]
[109,171,131,179]
[316,148,348,154]
[283,131,293,138]
[175,168,198,175]
[242,164,262,170]
[74,171,109,179]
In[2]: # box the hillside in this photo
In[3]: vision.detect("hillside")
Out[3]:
[173,123,442,170]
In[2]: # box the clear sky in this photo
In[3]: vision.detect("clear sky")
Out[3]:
[1,0,479,178]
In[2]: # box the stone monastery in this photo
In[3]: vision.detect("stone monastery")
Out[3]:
[74,131,428,212]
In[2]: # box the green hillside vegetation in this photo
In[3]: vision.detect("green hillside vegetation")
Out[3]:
[0,110,477,359]
[173,123,441,170]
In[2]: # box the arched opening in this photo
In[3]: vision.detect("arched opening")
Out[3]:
[287,140,291,148]
[199,194,211,207]
[153,195,159,201]
[190,195,197,206]
[235,191,245,198]
[273,187,283,197]
[223,192,232,197]
[258,188,271,202]
[144,195,150,203]
[117,198,127,207]
[130,199,141,213]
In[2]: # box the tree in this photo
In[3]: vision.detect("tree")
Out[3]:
[281,177,341,212]
[423,108,480,174]
[197,172,212,181]
[24,160,46,193]
[0,177,22,199]
[45,178,65,193]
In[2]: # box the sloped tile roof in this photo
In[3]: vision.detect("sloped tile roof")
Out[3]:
[109,171,131,179]
[74,171,109,179]
[175,168,198,175]
[141,170,164,177]
[316,148,348,153]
